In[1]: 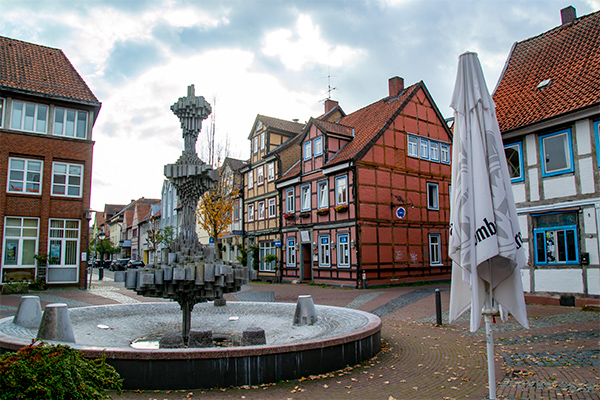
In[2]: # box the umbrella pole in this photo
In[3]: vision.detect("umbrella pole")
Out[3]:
[484,282,497,399]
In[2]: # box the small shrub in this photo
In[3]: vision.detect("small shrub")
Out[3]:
[29,277,48,291]
[0,341,122,400]
[1,282,29,295]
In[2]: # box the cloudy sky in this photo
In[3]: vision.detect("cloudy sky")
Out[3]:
[2,0,598,211]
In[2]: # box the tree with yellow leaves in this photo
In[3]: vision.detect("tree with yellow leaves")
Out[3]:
[196,169,240,249]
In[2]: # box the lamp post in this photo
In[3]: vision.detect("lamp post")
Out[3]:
[83,209,93,290]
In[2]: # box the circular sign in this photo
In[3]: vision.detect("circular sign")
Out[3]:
[396,207,406,219]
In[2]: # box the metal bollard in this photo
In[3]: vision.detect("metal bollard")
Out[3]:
[435,288,442,326]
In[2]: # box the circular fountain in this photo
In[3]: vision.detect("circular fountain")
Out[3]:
[0,300,381,389]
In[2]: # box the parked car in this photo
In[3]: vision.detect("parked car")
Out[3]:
[110,259,130,271]
[126,260,145,269]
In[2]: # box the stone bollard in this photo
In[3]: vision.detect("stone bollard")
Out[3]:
[293,295,318,326]
[125,269,137,289]
[159,330,184,349]
[13,295,42,329]
[113,271,126,283]
[37,303,75,343]
[241,327,266,346]
[188,330,213,348]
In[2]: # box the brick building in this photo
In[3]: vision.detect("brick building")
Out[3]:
[278,77,453,287]
[0,36,101,286]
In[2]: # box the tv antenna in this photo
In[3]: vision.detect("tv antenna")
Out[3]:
[320,68,338,101]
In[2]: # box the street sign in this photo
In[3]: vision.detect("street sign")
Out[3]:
[396,207,406,219]
[274,241,282,247]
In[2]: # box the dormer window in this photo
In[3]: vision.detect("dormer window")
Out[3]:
[253,136,258,154]
[314,137,323,156]
[11,101,48,133]
[260,132,265,150]
[304,141,312,160]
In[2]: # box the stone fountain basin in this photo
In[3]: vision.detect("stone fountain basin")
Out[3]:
[0,302,381,390]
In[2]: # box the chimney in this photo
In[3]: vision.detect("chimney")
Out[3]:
[324,99,338,114]
[561,6,576,25]
[389,76,404,98]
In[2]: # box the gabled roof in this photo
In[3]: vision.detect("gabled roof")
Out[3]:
[0,35,100,105]
[222,157,248,172]
[248,114,304,139]
[279,159,302,180]
[493,9,600,133]
[327,82,421,165]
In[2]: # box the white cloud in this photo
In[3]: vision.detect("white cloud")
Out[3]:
[262,14,363,71]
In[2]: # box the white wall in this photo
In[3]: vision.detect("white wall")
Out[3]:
[534,269,584,294]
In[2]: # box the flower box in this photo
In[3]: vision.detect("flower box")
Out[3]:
[299,212,311,218]
[334,204,349,213]
[283,212,295,220]
[316,208,330,216]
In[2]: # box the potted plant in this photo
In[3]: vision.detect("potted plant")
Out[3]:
[334,204,349,213]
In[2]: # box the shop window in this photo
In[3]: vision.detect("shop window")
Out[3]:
[47,219,79,283]
[2,217,38,283]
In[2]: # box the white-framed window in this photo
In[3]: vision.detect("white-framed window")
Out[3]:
[337,233,350,267]
[258,201,265,220]
[53,108,87,139]
[268,198,276,218]
[259,241,276,272]
[257,165,264,185]
[430,142,439,162]
[7,157,43,194]
[2,217,39,283]
[248,204,255,221]
[407,135,419,157]
[51,162,83,198]
[540,128,574,177]
[504,142,524,182]
[420,138,429,160]
[248,170,253,189]
[233,200,240,221]
[10,100,48,133]
[267,162,275,181]
[441,144,450,164]
[317,181,328,209]
[286,188,295,213]
[253,136,258,154]
[429,233,442,265]
[0,98,5,127]
[427,182,439,210]
[335,176,347,205]
[318,235,330,267]
[304,141,312,160]
[260,132,265,150]
[301,185,311,211]
[287,238,296,266]
[314,137,323,156]
[47,219,80,283]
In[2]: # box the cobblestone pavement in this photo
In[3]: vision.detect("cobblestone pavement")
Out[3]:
[0,269,598,400]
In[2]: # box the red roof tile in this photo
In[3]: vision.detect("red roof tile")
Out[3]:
[327,82,421,165]
[493,10,600,132]
[0,35,99,104]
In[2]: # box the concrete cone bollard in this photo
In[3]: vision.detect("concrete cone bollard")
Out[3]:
[293,295,318,326]
[37,303,76,343]
[13,295,42,329]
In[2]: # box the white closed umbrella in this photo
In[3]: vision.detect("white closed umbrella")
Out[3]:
[448,52,529,400]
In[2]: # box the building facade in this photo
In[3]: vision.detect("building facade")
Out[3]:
[278,77,453,287]
[494,7,600,298]
[242,115,303,281]
[0,36,101,286]
[218,157,247,264]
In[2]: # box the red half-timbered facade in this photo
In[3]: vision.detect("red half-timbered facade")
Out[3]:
[277,77,452,287]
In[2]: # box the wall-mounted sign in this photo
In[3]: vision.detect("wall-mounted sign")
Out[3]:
[274,241,281,247]
[396,207,406,219]
[300,230,311,243]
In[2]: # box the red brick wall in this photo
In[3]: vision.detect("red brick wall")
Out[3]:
[0,131,93,287]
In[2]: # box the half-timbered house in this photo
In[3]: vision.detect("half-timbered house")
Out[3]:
[278,77,453,287]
